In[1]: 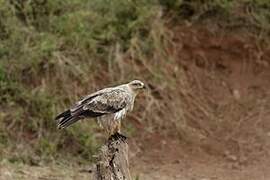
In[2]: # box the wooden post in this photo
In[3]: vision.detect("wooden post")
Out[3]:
[92,135,131,180]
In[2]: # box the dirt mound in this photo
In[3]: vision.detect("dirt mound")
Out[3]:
[173,25,270,158]
[128,24,270,179]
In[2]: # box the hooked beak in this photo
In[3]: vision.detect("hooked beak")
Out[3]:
[142,84,147,89]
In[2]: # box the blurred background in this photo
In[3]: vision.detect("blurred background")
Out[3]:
[0,0,270,179]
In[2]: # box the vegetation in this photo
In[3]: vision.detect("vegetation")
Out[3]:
[0,0,269,164]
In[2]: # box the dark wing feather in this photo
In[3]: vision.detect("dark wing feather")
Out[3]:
[84,89,130,114]
[55,88,130,129]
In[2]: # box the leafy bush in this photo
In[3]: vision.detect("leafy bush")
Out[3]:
[0,0,163,163]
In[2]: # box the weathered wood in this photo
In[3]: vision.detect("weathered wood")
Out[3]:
[92,134,131,180]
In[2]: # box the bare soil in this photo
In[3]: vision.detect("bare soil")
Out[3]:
[130,134,270,180]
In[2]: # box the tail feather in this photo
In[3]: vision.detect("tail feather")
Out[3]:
[55,109,105,129]
[55,110,70,120]
[58,116,81,129]
[55,109,79,129]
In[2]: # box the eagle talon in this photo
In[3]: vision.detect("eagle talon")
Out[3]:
[115,132,127,141]
[109,134,117,141]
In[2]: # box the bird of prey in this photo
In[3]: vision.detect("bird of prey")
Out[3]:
[55,80,145,137]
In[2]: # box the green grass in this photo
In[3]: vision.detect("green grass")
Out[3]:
[0,0,163,163]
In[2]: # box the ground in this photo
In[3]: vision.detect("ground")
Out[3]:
[1,134,269,180]
[131,134,270,180]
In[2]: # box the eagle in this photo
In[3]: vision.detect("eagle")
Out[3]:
[55,80,145,137]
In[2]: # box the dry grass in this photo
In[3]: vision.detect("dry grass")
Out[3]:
[0,160,90,180]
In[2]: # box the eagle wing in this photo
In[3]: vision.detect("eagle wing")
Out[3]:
[56,88,131,129]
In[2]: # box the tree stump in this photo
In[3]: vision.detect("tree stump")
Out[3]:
[92,134,131,180]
